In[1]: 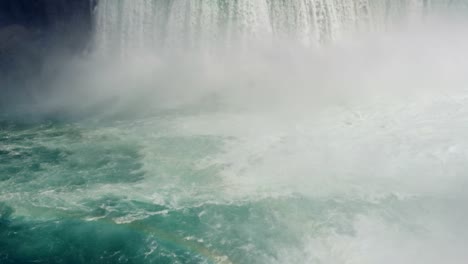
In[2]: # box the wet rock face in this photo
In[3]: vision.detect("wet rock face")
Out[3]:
[0,0,95,53]
[0,0,94,29]
[0,25,32,52]
[0,25,36,75]
[0,0,95,107]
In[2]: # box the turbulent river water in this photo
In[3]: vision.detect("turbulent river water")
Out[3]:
[3,94,468,264]
[2,0,468,263]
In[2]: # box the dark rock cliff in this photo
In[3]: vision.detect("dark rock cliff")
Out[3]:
[0,0,96,108]
[0,0,95,50]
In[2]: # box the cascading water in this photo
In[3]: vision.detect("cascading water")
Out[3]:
[94,0,465,55]
[2,1,468,264]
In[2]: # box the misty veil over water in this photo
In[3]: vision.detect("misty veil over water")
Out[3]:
[1,1,468,263]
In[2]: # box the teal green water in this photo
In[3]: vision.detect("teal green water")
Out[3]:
[1,105,468,263]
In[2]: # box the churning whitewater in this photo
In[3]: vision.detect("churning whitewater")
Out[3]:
[1,0,468,264]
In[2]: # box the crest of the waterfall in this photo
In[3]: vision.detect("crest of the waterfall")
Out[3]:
[93,0,465,57]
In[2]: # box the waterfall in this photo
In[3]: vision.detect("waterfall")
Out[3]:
[94,0,466,55]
